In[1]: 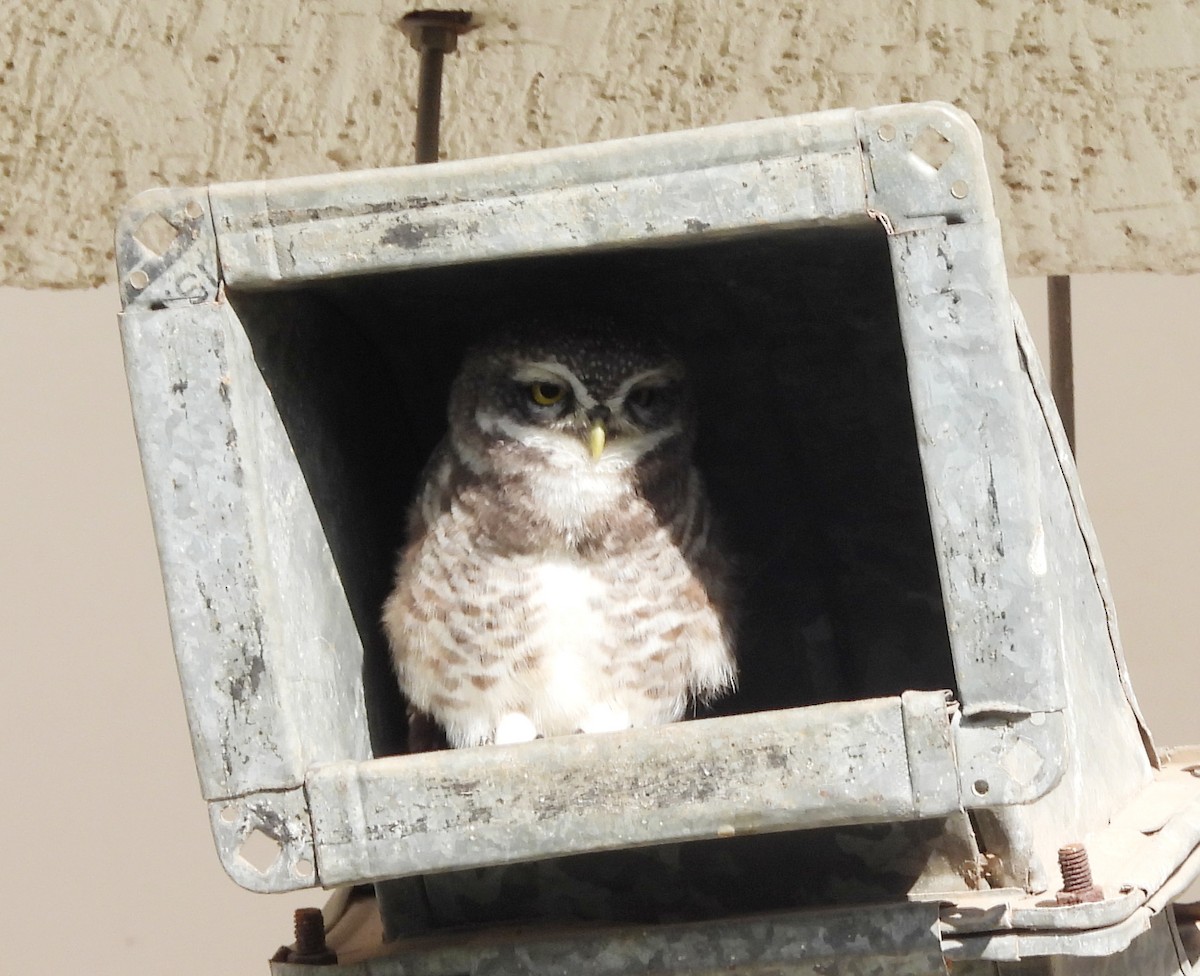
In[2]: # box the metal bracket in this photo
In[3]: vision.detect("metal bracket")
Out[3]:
[115,187,220,310]
[208,787,317,893]
[856,102,992,234]
[953,709,1068,807]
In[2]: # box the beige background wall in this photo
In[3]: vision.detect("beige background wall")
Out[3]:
[5,1,1200,288]
[2,274,1199,975]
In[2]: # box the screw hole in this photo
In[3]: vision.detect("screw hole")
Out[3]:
[219,804,239,824]
[972,778,990,796]
[133,212,181,257]
[294,857,315,878]
[238,828,283,874]
[911,126,954,172]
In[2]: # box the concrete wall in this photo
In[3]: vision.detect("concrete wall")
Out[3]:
[4,0,1200,288]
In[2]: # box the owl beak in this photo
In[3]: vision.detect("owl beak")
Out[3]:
[588,417,607,459]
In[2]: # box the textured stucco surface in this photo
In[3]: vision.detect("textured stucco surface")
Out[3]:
[3,0,1199,287]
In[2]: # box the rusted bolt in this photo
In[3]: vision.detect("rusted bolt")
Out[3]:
[980,852,1004,886]
[1055,843,1104,905]
[288,907,337,966]
[400,9,472,53]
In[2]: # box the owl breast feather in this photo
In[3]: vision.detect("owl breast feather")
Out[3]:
[384,442,736,748]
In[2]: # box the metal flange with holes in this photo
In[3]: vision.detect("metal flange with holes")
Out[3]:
[208,787,316,894]
[115,187,220,310]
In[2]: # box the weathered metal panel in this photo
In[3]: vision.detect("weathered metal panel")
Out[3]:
[121,300,301,797]
[208,110,868,287]
[1011,299,1157,758]
[309,695,967,886]
[1095,790,1200,907]
[947,908,1156,964]
[852,107,1116,733]
[119,297,371,804]
[402,813,985,936]
[284,878,1200,973]
[304,782,1200,975]
[273,901,948,976]
[309,689,1072,887]
[948,910,1191,973]
[999,304,1158,878]
[886,220,1063,717]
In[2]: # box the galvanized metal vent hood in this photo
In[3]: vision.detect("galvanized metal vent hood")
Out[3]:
[116,102,1199,969]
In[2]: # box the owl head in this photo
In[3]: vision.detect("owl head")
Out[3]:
[445,324,695,477]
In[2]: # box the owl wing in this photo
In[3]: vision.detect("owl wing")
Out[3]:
[385,443,541,748]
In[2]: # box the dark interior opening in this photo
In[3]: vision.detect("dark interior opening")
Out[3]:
[231,218,966,929]
[231,219,957,759]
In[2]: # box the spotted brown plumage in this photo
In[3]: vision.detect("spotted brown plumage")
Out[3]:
[383,325,736,749]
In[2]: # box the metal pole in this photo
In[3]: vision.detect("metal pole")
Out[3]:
[414,44,446,164]
[400,10,473,165]
[1048,275,1076,452]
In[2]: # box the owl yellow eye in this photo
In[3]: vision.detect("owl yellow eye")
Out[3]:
[529,382,566,406]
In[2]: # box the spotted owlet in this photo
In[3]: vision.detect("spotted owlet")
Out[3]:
[383,325,736,749]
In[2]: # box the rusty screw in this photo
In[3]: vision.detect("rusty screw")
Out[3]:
[288,907,337,966]
[1055,843,1104,905]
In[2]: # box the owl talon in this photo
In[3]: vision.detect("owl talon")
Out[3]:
[493,712,539,745]
[577,704,633,735]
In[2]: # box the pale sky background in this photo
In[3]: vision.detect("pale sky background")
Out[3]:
[2,274,1198,974]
